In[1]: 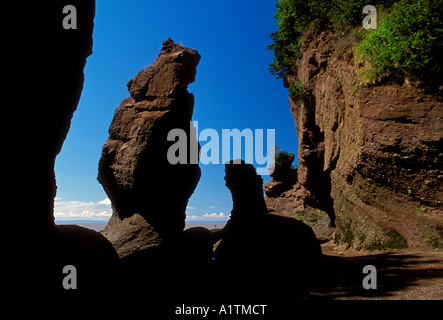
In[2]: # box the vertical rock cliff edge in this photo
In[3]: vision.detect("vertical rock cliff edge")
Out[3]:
[266,30,442,250]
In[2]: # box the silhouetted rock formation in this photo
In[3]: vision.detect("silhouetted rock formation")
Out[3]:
[5,1,95,232]
[98,39,201,257]
[215,161,322,300]
[264,153,301,212]
[264,153,335,240]
[5,1,119,294]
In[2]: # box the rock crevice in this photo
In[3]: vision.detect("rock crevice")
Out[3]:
[267,30,443,249]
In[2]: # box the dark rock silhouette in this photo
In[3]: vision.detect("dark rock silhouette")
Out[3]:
[98,39,201,257]
[5,1,119,294]
[264,153,301,212]
[50,225,118,291]
[5,2,441,308]
[110,226,216,305]
[215,160,323,300]
[180,227,214,267]
[265,153,335,240]
[5,1,95,232]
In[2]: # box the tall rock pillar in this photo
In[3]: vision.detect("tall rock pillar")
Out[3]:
[98,39,201,258]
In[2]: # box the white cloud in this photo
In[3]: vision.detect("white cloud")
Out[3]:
[98,198,111,206]
[186,212,229,221]
[203,212,228,219]
[54,198,112,221]
[209,205,218,209]
[54,198,229,222]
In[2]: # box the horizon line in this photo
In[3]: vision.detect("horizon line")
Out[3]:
[55,220,228,224]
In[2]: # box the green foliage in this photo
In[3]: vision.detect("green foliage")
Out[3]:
[273,145,296,169]
[330,0,396,30]
[267,0,389,78]
[357,0,443,86]
[288,78,306,105]
[341,222,356,248]
[267,0,330,78]
[426,225,443,249]
[268,0,442,89]
[365,230,408,251]
[329,0,367,29]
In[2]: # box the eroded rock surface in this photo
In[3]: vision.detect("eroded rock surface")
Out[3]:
[264,153,302,216]
[264,153,334,240]
[279,30,443,250]
[98,39,201,257]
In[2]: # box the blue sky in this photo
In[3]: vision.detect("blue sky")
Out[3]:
[54,0,298,221]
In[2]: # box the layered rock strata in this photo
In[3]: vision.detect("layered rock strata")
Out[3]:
[98,39,201,258]
[273,30,443,249]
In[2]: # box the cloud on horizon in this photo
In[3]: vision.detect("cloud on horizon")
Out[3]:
[54,198,112,221]
[186,212,229,221]
[55,199,229,222]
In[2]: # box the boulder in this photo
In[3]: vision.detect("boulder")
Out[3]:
[264,153,298,198]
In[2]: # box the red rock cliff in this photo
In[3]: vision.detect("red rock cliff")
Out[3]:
[267,30,443,250]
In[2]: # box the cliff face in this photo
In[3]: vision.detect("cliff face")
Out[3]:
[269,30,443,250]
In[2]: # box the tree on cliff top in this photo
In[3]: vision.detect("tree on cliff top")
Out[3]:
[268,0,442,90]
[268,0,330,78]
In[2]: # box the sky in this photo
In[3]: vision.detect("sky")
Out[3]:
[54,0,298,222]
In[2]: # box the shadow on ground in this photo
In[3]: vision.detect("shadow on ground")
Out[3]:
[310,252,443,300]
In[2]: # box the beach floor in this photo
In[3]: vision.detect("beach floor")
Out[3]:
[309,241,443,300]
